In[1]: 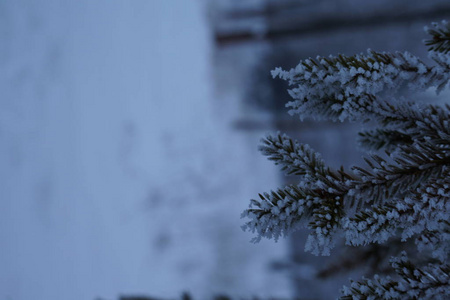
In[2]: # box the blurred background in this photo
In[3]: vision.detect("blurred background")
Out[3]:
[1,0,449,299]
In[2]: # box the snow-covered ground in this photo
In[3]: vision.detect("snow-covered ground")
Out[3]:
[0,1,290,299]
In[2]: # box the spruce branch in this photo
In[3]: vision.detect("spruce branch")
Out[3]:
[317,239,417,280]
[382,102,450,147]
[340,253,450,300]
[258,134,354,190]
[425,21,450,54]
[243,20,450,298]
[241,184,346,255]
[241,185,319,242]
[349,140,450,206]
[354,100,450,151]
[305,195,344,256]
[358,128,412,151]
[272,50,450,122]
[344,178,450,259]
[259,134,329,178]
[416,229,450,263]
[243,136,450,253]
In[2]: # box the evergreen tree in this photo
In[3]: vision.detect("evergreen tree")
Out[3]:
[242,21,450,299]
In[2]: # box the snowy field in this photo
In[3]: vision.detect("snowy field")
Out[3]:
[0,1,290,299]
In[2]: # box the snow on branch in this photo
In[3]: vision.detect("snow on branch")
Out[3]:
[350,140,450,206]
[242,21,450,299]
[341,252,450,300]
[344,178,450,262]
[243,131,450,256]
[272,50,450,122]
[425,20,450,54]
[358,128,413,151]
[258,134,351,190]
[241,185,319,243]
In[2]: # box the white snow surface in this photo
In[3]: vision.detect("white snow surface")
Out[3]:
[0,1,289,300]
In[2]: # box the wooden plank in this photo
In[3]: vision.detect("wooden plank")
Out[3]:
[214,2,450,46]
